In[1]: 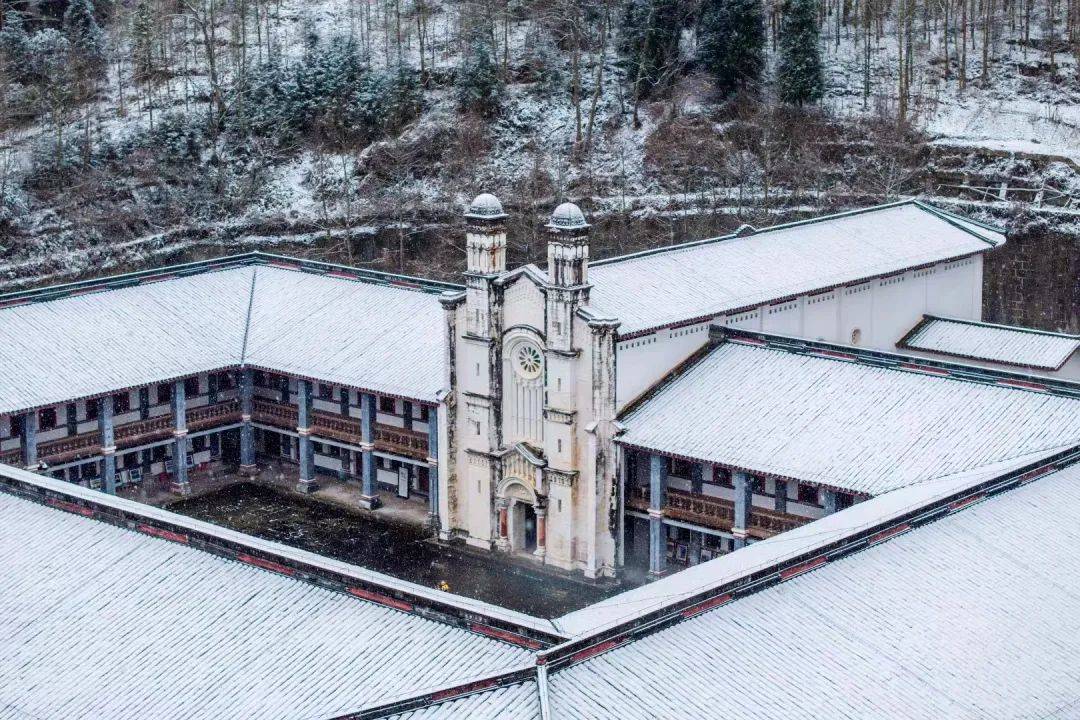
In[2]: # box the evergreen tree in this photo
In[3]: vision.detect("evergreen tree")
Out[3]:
[620,0,682,101]
[63,0,105,66]
[457,39,501,117]
[131,0,155,79]
[0,11,31,82]
[776,0,824,105]
[697,0,765,97]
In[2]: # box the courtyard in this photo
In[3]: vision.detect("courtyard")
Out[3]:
[152,464,627,617]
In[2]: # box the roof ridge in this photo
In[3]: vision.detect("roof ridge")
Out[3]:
[910,201,1006,246]
[718,327,1080,396]
[919,314,1080,340]
[590,199,919,268]
[0,252,464,309]
[239,266,259,364]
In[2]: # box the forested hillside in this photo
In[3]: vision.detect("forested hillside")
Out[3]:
[0,0,1076,327]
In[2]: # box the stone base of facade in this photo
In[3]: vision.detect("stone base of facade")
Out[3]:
[295,480,317,494]
[171,481,192,496]
[358,494,381,510]
[238,464,259,477]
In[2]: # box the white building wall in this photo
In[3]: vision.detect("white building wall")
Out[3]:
[614,257,986,408]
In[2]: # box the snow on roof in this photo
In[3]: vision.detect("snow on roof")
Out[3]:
[554,448,1064,637]
[587,201,1005,336]
[0,490,531,720]
[549,460,1080,720]
[0,267,252,415]
[244,266,446,400]
[618,337,1080,495]
[900,315,1080,370]
[0,258,449,413]
[378,680,541,720]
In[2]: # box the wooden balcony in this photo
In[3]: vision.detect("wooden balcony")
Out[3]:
[115,415,173,446]
[251,398,428,459]
[374,425,428,460]
[312,411,362,444]
[628,486,807,539]
[187,400,242,432]
[39,431,103,464]
[252,398,298,430]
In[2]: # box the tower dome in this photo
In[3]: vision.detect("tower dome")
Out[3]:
[546,202,589,231]
[465,193,507,220]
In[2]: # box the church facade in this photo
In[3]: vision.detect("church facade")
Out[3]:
[1,193,1056,583]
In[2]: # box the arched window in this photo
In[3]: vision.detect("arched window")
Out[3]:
[504,336,545,445]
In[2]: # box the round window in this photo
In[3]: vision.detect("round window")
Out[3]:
[514,343,543,380]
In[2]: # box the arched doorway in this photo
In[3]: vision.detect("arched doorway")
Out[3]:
[496,477,541,557]
[512,501,537,554]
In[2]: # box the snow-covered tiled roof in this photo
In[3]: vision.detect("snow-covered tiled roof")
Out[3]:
[618,336,1080,495]
[548,460,1080,720]
[587,201,1005,336]
[0,489,531,720]
[900,315,1080,370]
[0,257,451,413]
[244,266,446,400]
[378,680,541,720]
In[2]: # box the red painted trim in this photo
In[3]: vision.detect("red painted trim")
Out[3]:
[811,349,856,361]
[326,270,358,280]
[46,498,94,517]
[389,280,422,290]
[949,493,986,512]
[996,379,1047,392]
[469,623,544,650]
[567,637,626,665]
[137,524,190,544]
[0,298,29,308]
[867,523,910,545]
[680,593,733,618]
[430,677,498,702]
[347,586,414,613]
[779,556,827,581]
[1018,466,1056,485]
[899,362,951,375]
[237,553,295,576]
[139,273,178,284]
[269,261,301,270]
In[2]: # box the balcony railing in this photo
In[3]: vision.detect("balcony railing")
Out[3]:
[374,425,428,460]
[187,400,242,432]
[312,411,362,444]
[628,486,807,539]
[252,398,298,429]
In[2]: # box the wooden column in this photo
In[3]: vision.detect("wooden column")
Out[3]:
[21,410,38,470]
[427,407,439,532]
[648,454,668,577]
[171,380,190,495]
[732,471,752,550]
[296,379,315,493]
[239,368,257,475]
[99,395,116,495]
[359,393,380,510]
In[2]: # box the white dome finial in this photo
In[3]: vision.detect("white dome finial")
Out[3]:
[547,202,589,231]
[465,192,507,220]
